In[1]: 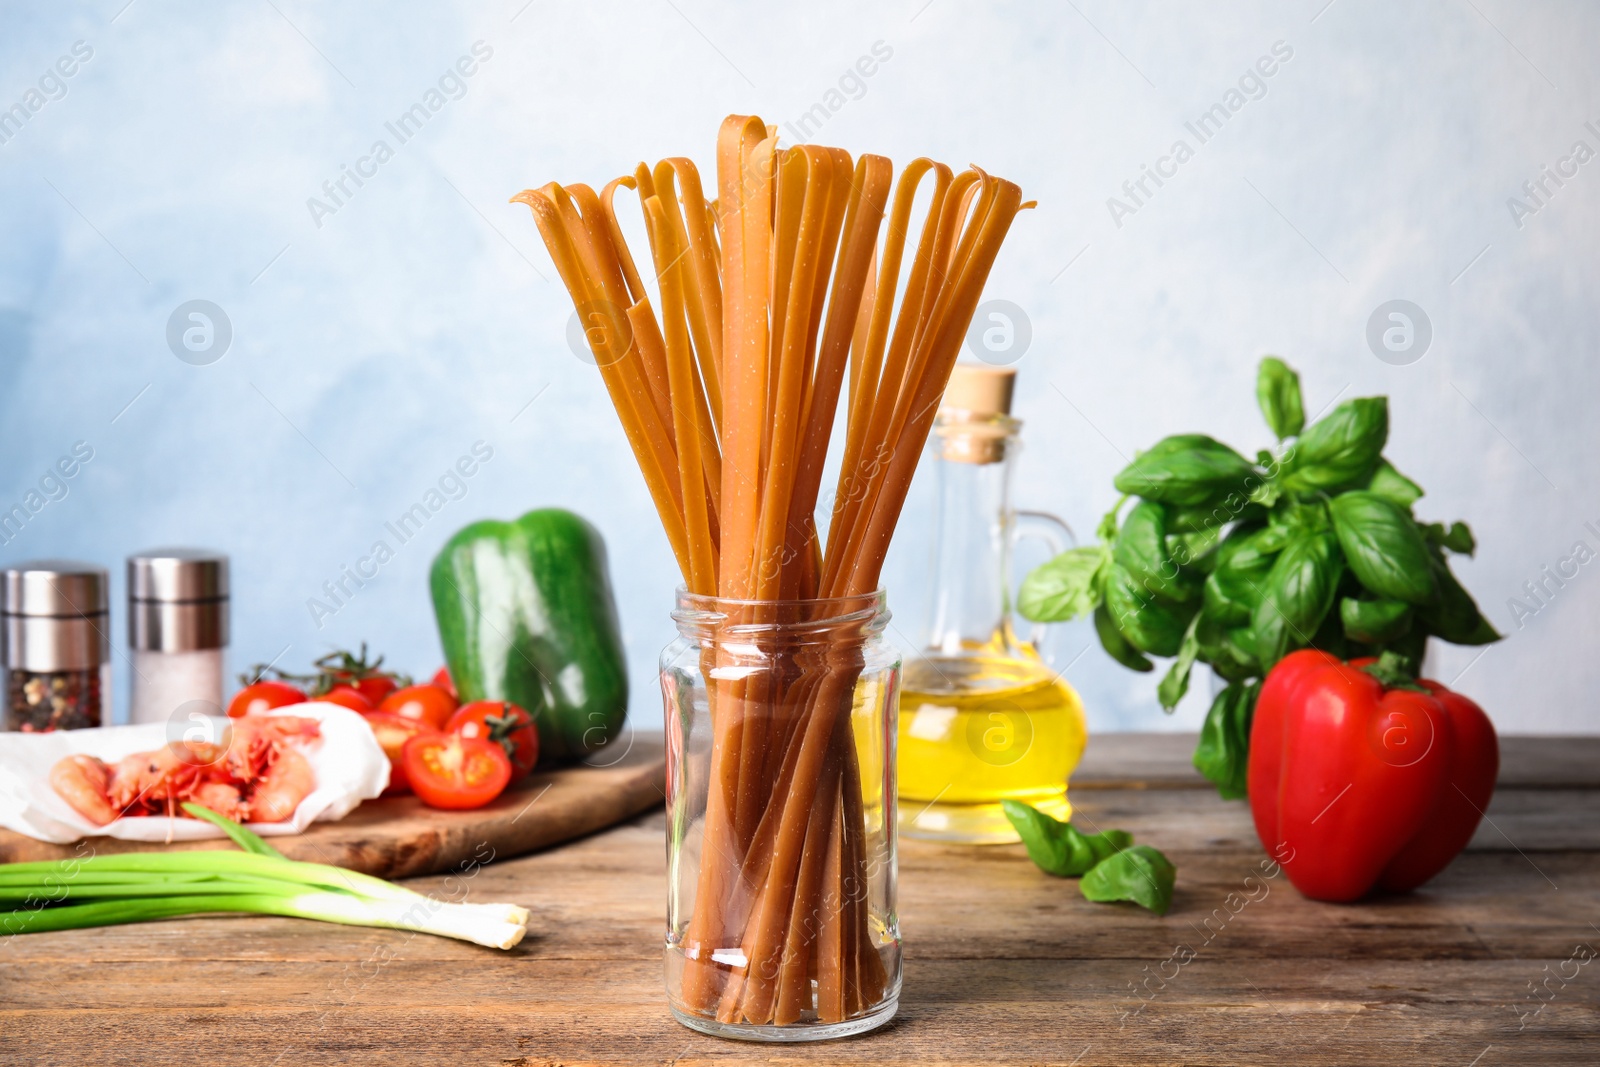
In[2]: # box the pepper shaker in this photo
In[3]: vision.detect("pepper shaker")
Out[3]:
[3,561,112,731]
[127,549,229,725]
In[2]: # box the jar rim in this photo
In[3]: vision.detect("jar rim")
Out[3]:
[671,589,888,635]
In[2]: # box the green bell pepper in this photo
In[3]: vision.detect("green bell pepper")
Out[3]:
[429,508,628,764]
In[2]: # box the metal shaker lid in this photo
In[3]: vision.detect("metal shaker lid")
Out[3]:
[2,561,110,617]
[127,549,229,602]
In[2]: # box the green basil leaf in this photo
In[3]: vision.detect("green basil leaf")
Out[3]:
[1103,564,1192,657]
[1001,800,1133,877]
[1256,356,1305,440]
[1167,499,1267,534]
[1248,530,1343,668]
[1421,520,1477,556]
[1168,527,1224,573]
[1280,397,1388,493]
[1195,611,1259,682]
[1364,458,1424,508]
[1157,614,1202,711]
[1080,844,1177,915]
[1339,596,1413,643]
[1329,491,1438,605]
[1094,602,1155,672]
[1194,680,1259,800]
[1418,555,1500,646]
[1202,570,1253,626]
[1114,502,1199,604]
[1209,527,1280,606]
[1113,434,1259,506]
[1019,547,1107,623]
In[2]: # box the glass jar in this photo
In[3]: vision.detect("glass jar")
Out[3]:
[2,561,111,731]
[661,591,901,1041]
[127,549,229,725]
[899,364,1088,844]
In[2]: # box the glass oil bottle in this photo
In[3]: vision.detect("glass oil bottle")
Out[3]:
[897,364,1087,844]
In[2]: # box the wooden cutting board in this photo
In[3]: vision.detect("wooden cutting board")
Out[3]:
[0,735,665,879]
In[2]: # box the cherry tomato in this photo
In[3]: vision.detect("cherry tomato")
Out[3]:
[353,675,398,706]
[431,666,457,700]
[321,685,374,712]
[227,680,307,719]
[379,684,457,731]
[447,700,539,781]
[362,711,441,796]
[402,733,512,810]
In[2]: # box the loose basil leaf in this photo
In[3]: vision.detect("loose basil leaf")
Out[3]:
[1194,680,1259,799]
[1256,356,1305,440]
[1114,502,1198,604]
[1001,800,1133,877]
[1417,554,1500,646]
[1113,434,1259,506]
[1157,615,1202,711]
[1364,458,1424,509]
[1080,844,1177,915]
[1279,397,1388,493]
[1329,491,1438,605]
[1339,596,1412,643]
[1019,547,1107,623]
[1248,530,1343,668]
[1103,564,1192,657]
[1094,602,1154,673]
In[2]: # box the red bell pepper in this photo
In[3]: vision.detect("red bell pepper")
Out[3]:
[1247,649,1498,902]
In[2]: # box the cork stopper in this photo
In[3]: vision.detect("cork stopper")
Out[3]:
[941,364,1015,417]
[936,365,1019,464]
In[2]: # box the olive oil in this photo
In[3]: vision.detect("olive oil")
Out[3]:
[896,365,1089,844]
[897,651,1086,842]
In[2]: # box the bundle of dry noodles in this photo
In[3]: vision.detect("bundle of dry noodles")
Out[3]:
[515,115,1028,1025]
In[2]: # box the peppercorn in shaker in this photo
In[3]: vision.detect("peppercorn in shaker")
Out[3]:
[127,549,229,725]
[3,561,112,731]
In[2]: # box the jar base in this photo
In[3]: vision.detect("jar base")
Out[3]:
[898,791,1072,844]
[669,997,898,1043]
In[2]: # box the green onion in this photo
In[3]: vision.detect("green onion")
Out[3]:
[0,804,528,950]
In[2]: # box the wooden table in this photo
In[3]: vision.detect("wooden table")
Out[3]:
[4,734,1596,1065]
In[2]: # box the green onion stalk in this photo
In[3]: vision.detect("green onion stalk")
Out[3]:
[0,804,527,950]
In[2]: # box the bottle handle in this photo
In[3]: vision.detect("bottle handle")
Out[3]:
[1011,509,1077,658]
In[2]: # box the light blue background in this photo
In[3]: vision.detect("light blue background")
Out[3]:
[1,1,1594,733]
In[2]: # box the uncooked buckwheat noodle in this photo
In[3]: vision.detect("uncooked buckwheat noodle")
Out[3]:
[514,115,1029,1026]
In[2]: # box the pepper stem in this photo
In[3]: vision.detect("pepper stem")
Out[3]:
[1360,650,1430,693]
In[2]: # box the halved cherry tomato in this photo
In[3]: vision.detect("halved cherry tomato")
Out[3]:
[447,700,539,781]
[322,685,374,712]
[401,733,512,810]
[362,711,441,796]
[431,666,456,700]
[227,680,307,719]
[379,684,458,731]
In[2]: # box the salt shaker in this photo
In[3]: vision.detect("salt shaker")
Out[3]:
[127,549,229,725]
[3,561,112,731]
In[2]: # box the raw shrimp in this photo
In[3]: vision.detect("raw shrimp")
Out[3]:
[49,755,118,826]
[245,746,315,823]
[190,781,247,822]
[224,715,321,784]
[47,713,322,827]
[105,743,220,815]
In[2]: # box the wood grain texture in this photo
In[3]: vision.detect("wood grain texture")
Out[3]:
[0,734,665,878]
[1,733,1595,1066]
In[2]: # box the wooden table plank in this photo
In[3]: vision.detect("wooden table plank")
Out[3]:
[2,734,1596,1066]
